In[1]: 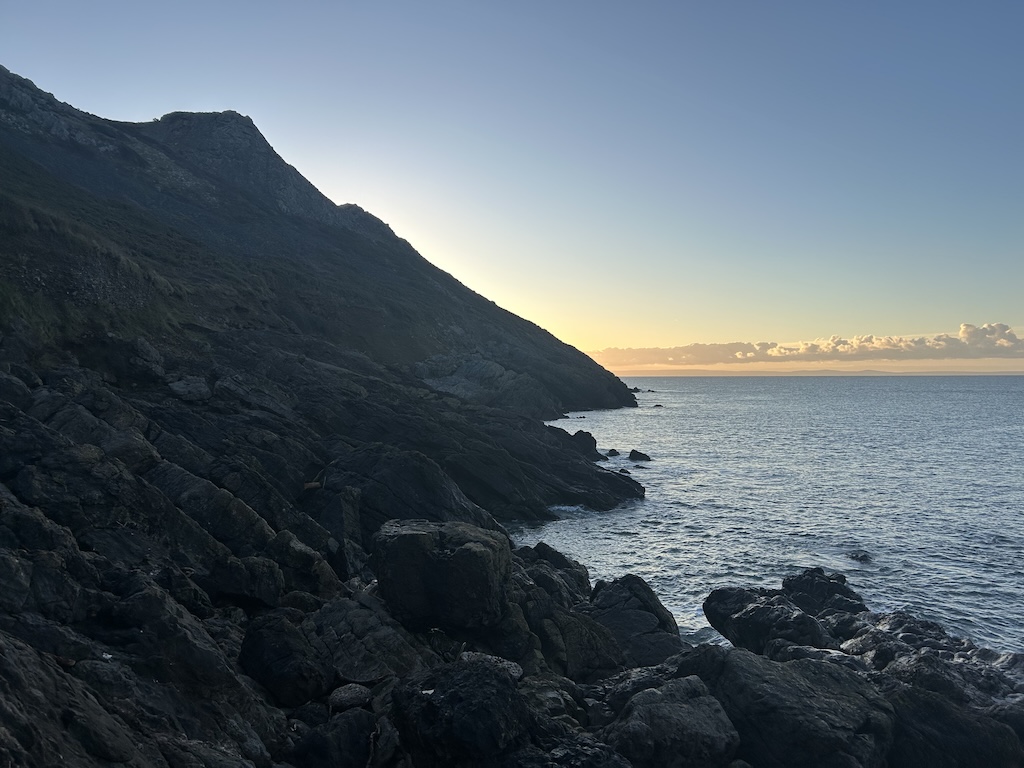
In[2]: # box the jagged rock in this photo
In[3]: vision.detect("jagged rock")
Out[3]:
[520,597,625,684]
[884,683,1024,767]
[287,708,377,768]
[703,586,837,654]
[710,650,894,768]
[628,450,651,461]
[781,567,868,615]
[517,673,587,729]
[328,683,374,712]
[373,519,511,632]
[568,430,606,461]
[459,651,525,681]
[603,675,739,768]
[166,375,212,401]
[0,370,32,409]
[311,596,438,684]
[331,446,503,546]
[516,542,593,605]
[581,575,684,667]
[393,658,532,767]
[239,610,334,707]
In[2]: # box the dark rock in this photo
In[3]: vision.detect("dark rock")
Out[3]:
[781,567,868,615]
[238,611,334,707]
[310,596,438,684]
[627,450,651,461]
[703,587,837,654]
[516,541,593,602]
[504,735,632,767]
[582,574,684,667]
[606,449,619,457]
[603,675,739,768]
[393,659,531,767]
[517,673,586,729]
[710,650,894,768]
[331,445,503,547]
[328,683,373,712]
[522,598,626,684]
[569,430,606,461]
[884,683,1024,767]
[288,708,376,768]
[848,549,872,562]
[373,519,511,632]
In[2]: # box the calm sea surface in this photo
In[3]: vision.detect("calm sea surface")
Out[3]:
[509,376,1024,653]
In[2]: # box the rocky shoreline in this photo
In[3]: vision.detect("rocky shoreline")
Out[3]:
[2,351,1023,767]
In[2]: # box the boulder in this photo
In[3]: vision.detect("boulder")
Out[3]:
[238,610,333,707]
[628,450,651,462]
[287,708,376,768]
[392,658,531,767]
[703,587,837,654]
[710,650,894,768]
[603,675,739,768]
[884,683,1024,767]
[583,574,684,667]
[373,519,511,632]
[781,568,868,615]
[569,430,606,461]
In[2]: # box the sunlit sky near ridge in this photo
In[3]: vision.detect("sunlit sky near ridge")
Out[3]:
[3,1,1022,368]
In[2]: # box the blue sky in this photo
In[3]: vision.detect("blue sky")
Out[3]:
[3,2,1022,366]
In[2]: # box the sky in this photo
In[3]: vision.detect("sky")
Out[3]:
[2,1,1022,372]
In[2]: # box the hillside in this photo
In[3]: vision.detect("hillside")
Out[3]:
[0,64,635,417]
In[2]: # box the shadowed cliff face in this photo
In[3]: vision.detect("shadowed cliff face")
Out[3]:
[0,63,646,521]
[0,63,635,417]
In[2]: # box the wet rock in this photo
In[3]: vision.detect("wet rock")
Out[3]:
[627,450,651,461]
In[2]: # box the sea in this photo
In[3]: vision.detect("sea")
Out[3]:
[508,376,1024,654]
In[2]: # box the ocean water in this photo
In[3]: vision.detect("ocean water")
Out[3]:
[509,376,1024,653]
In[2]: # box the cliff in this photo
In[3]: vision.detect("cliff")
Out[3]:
[0,63,635,417]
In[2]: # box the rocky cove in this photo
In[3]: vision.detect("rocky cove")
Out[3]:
[2,63,1024,766]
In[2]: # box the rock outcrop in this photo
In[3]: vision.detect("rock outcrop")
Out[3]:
[703,567,1024,766]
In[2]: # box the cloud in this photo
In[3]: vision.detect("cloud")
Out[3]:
[590,323,1024,368]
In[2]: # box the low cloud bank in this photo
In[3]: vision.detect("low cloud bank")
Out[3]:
[591,323,1024,368]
